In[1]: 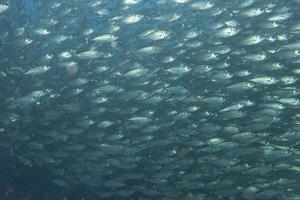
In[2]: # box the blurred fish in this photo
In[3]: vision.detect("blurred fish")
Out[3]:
[0,4,8,13]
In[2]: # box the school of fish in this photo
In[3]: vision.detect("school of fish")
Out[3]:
[0,0,300,199]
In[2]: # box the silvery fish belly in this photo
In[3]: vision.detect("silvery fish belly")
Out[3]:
[0,0,300,200]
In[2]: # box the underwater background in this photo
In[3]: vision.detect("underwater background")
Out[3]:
[0,0,300,199]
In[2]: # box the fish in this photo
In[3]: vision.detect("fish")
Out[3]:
[24,65,51,76]
[122,14,144,24]
[0,0,300,199]
[92,34,117,43]
[76,50,102,59]
[0,4,8,13]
